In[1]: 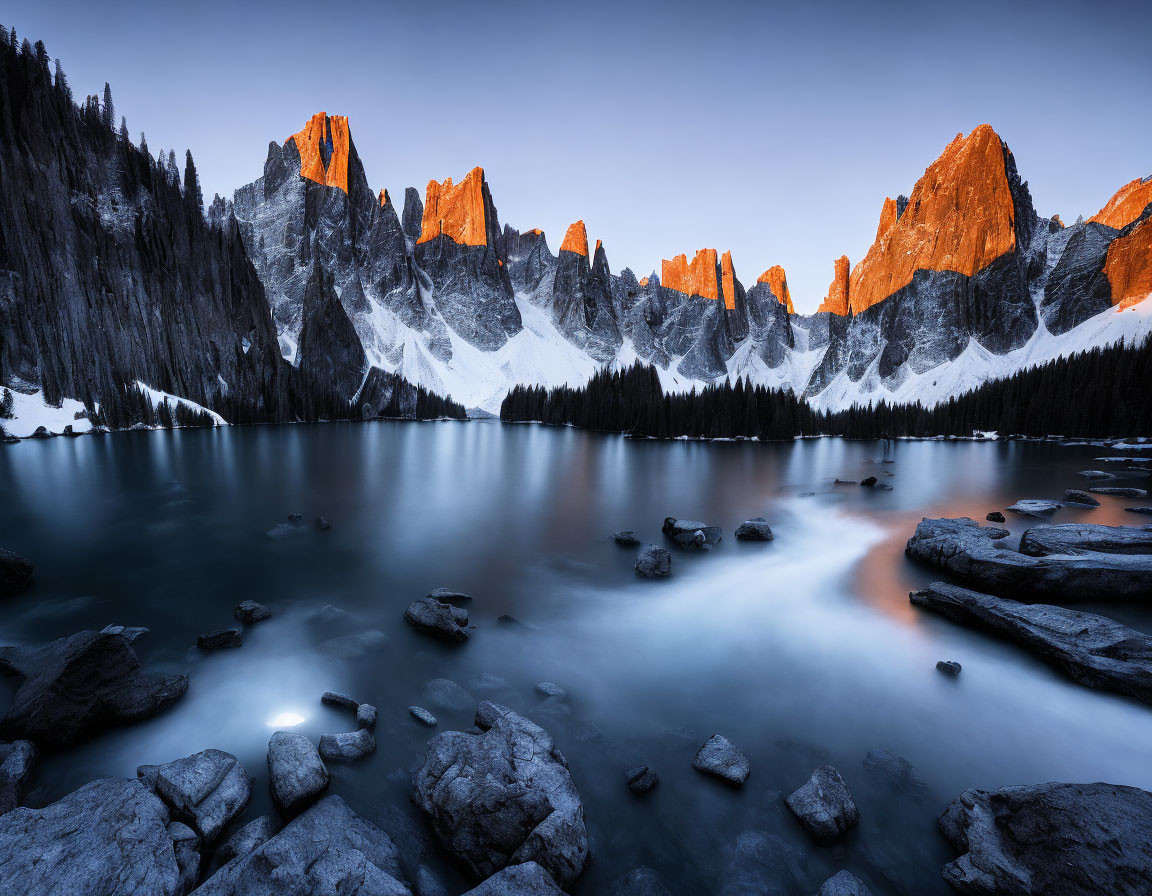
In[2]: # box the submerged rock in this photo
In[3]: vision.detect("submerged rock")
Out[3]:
[1062,489,1101,506]
[936,660,962,676]
[460,862,564,895]
[267,731,329,818]
[233,601,270,624]
[321,691,359,711]
[911,581,1152,703]
[734,518,774,541]
[786,766,860,845]
[0,548,33,597]
[635,545,671,578]
[938,782,1152,894]
[1078,469,1117,480]
[662,517,722,550]
[905,517,1152,600]
[1006,499,1060,517]
[412,701,589,888]
[859,476,878,487]
[861,748,928,799]
[1091,486,1149,498]
[193,795,408,895]
[0,777,191,896]
[609,867,672,896]
[318,728,375,762]
[0,626,187,747]
[422,678,475,712]
[1020,523,1152,556]
[197,629,241,650]
[0,740,36,815]
[626,765,659,794]
[404,597,470,643]
[535,682,567,698]
[692,735,750,785]
[409,705,438,726]
[613,531,640,546]
[818,870,873,895]
[428,587,472,602]
[141,748,251,843]
[717,830,806,896]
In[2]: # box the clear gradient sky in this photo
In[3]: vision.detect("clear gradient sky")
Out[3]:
[6,0,1150,311]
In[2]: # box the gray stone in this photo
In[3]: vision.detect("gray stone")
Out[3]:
[0,777,190,896]
[428,587,472,602]
[0,548,33,597]
[192,795,407,895]
[1006,499,1060,517]
[692,735,749,785]
[734,518,774,541]
[0,740,36,816]
[460,862,564,895]
[319,728,375,762]
[626,766,659,794]
[912,581,1152,703]
[534,682,566,698]
[404,597,469,643]
[215,815,276,865]
[818,870,873,896]
[662,517,722,549]
[1020,523,1152,556]
[786,766,859,844]
[233,601,271,624]
[635,545,671,578]
[322,691,359,711]
[1091,486,1149,498]
[412,702,589,888]
[613,531,640,546]
[169,820,200,894]
[316,516,330,530]
[267,731,329,818]
[143,749,252,843]
[985,511,1005,523]
[0,627,187,747]
[1126,507,1152,516]
[1062,489,1101,506]
[357,703,378,730]
[905,517,1152,601]
[1078,469,1117,480]
[936,660,962,676]
[409,706,438,726]
[938,782,1152,895]
[197,629,241,650]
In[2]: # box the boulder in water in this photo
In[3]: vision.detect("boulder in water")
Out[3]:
[613,531,640,546]
[267,731,329,818]
[692,735,750,785]
[318,728,375,762]
[936,660,962,675]
[140,748,251,843]
[734,518,774,541]
[626,765,659,794]
[786,766,860,844]
[985,511,1005,523]
[404,597,469,643]
[233,601,271,624]
[635,545,671,578]
[1007,499,1061,517]
[198,629,241,650]
[818,870,873,895]
[1091,486,1149,498]
[1062,489,1100,506]
[662,517,722,550]
[0,739,36,815]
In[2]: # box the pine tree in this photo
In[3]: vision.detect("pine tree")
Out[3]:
[102,82,114,131]
[119,115,129,142]
[184,150,203,212]
[53,58,70,100]
[139,131,148,157]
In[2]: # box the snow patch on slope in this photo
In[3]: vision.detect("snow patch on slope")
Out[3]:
[1,389,94,438]
[134,382,228,425]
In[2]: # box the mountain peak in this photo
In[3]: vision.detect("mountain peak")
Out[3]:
[560,220,589,256]
[1090,176,1152,230]
[720,251,737,310]
[817,256,850,315]
[757,266,794,313]
[417,167,489,246]
[288,112,351,193]
[662,249,719,301]
[848,124,1017,315]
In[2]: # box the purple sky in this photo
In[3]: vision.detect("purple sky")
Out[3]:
[6,0,1150,311]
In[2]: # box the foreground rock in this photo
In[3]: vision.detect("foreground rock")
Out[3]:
[0,740,35,815]
[662,517,722,550]
[692,735,749,785]
[0,777,193,896]
[233,601,270,624]
[193,795,409,895]
[412,701,589,888]
[1006,499,1060,517]
[461,862,564,895]
[911,581,1152,703]
[1126,506,1152,516]
[613,531,640,546]
[404,596,470,643]
[0,626,187,747]
[786,766,859,844]
[318,728,375,762]
[818,871,873,895]
[1020,523,1152,556]
[734,518,774,541]
[905,517,1152,601]
[268,731,329,818]
[938,782,1152,894]
[0,548,33,597]
[635,545,671,578]
[1062,489,1101,506]
[215,815,275,864]
[140,748,251,842]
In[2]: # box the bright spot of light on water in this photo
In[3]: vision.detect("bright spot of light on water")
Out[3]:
[267,711,306,728]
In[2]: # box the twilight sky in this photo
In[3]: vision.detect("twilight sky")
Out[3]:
[7,0,1150,311]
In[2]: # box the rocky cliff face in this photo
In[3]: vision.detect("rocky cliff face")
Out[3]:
[1090,176,1152,230]
[817,257,849,316]
[549,221,621,361]
[1104,210,1152,310]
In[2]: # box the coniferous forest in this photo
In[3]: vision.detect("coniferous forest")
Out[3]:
[500,336,1152,440]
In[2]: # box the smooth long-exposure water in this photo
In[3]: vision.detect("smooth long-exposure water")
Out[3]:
[2,422,1151,893]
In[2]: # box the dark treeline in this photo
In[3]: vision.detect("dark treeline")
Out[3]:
[501,337,1152,439]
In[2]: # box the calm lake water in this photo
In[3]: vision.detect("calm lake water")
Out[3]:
[2,422,1151,894]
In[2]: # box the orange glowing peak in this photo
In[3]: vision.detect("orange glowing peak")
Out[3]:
[639,276,650,287]
[720,251,737,310]
[758,265,794,314]
[417,167,489,246]
[848,124,1016,315]
[595,239,603,252]
[1104,216,1152,310]
[530,228,543,236]
[288,112,351,193]
[817,256,851,315]
[560,220,589,256]
[1090,177,1152,230]
[662,248,720,301]
[379,188,391,207]
[1051,214,1064,228]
